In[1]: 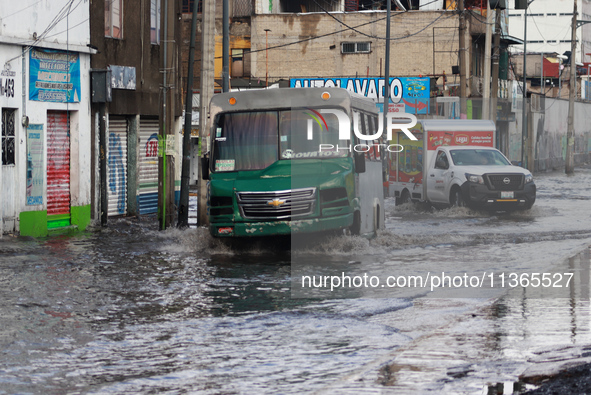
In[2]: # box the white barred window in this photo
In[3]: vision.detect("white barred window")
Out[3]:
[341,42,371,54]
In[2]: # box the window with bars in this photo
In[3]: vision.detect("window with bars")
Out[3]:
[182,0,202,13]
[341,42,371,54]
[2,109,16,166]
[105,0,123,38]
[231,48,251,77]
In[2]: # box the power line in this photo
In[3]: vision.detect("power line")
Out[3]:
[311,0,457,41]
[5,0,83,64]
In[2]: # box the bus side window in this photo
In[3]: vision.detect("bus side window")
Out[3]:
[367,115,380,161]
[357,112,368,161]
[359,112,378,162]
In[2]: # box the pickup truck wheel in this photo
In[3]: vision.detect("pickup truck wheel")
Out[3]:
[397,190,412,206]
[450,187,465,208]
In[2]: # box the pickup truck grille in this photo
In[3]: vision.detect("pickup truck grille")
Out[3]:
[236,188,316,220]
[486,174,524,191]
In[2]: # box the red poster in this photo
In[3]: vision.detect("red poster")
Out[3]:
[426,131,494,150]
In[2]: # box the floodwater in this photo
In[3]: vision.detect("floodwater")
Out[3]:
[1,167,591,394]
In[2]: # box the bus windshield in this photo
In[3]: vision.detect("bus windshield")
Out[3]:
[212,109,349,172]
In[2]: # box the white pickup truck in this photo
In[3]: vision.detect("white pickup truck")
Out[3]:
[388,120,536,211]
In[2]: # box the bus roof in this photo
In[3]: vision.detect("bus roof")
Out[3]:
[209,87,379,118]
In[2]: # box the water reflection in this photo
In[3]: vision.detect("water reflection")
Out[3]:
[371,247,591,394]
[0,169,590,394]
[0,221,411,394]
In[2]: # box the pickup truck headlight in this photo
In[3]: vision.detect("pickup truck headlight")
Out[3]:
[465,173,484,184]
[525,174,534,184]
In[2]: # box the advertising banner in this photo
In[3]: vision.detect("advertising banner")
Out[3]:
[26,124,44,205]
[29,48,80,103]
[290,77,430,114]
[426,130,494,150]
[390,123,424,184]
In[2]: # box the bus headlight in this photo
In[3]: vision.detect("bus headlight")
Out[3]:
[465,173,484,184]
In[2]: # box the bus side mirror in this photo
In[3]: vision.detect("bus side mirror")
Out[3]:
[354,151,366,173]
[201,156,210,180]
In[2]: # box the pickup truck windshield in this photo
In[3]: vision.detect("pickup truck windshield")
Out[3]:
[450,149,511,166]
[213,109,349,172]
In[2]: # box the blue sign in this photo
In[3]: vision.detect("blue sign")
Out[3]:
[290,77,431,114]
[26,124,44,206]
[29,48,81,102]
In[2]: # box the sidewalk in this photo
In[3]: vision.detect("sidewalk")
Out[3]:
[522,361,591,394]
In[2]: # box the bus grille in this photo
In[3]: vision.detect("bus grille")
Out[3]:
[236,188,316,220]
[486,174,524,190]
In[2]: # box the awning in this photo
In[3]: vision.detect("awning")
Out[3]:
[501,35,523,46]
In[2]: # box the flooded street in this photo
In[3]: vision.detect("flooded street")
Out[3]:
[1,167,591,394]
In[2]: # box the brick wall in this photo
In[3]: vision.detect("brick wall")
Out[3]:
[250,11,462,81]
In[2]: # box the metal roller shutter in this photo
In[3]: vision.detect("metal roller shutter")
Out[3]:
[47,111,71,228]
[107,117,128,216]
[138,119,159,214]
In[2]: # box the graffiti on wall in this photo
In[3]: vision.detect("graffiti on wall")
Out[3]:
[108,132,126,215]
[146,133,158,158]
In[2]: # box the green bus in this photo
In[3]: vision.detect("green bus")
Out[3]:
[202,87,385,238]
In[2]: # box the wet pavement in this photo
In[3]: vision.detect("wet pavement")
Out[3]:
[0,167,591,394]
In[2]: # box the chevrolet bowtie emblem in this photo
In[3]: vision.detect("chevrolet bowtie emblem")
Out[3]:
[268,198,285,207]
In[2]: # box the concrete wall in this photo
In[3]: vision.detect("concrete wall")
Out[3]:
[507,97,591,170]
[250,11,461,81]
[89,0,180,116]
[0,0,90,51]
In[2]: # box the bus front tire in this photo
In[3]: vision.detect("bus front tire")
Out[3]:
[350,211,361,236]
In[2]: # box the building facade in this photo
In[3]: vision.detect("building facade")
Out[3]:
[1,1,94,236]
[508,0,591,64]
[89,0,183,226]
[182,0,590,174]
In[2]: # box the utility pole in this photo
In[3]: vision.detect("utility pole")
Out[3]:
[565,0,577,174]
[521,1,529,168]
[178,0,200,228]
[222,0,230,92]
[482,1,492,120]
[198,0,215,226]
[264,29,270,86]
[458,0,468,117]
[99,103,108,226]
[158,0,175,230]
[383,0,391,138]
[490,9,501,126]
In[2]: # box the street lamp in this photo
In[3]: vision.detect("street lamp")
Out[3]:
[521,0,535,169]
[264,29,271,87]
